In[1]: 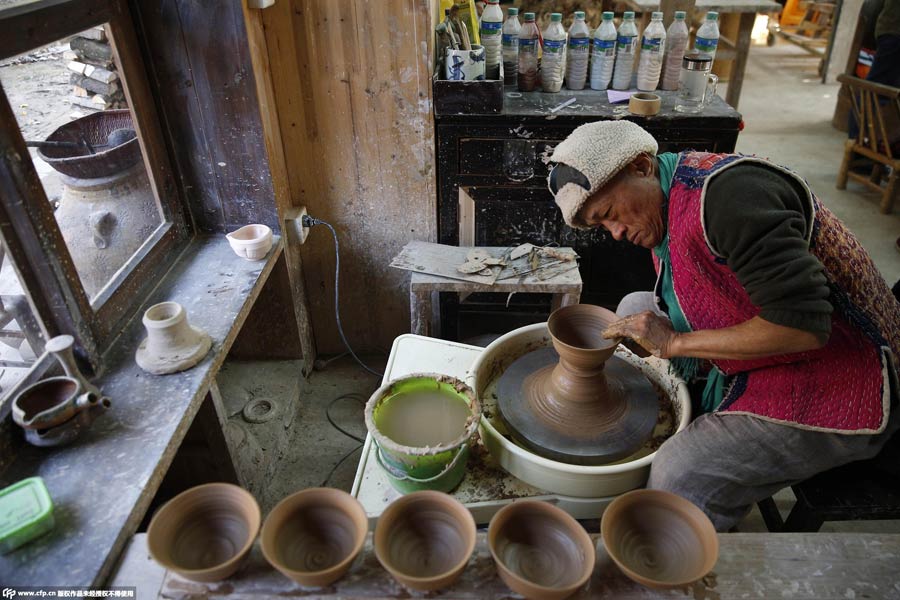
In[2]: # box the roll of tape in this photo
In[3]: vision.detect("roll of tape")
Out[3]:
[628,92,662,116]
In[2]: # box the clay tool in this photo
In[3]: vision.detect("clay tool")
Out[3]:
[549,97,577,113]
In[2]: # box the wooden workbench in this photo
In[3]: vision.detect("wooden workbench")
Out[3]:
[620,0,781,109]
[109,531,900,598]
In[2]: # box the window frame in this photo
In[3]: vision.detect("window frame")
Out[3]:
[0,0,193,370]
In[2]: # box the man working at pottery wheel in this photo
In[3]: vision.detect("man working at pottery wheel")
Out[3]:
[546,120,900,531]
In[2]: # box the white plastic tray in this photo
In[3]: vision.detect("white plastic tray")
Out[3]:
[350,334,616,525]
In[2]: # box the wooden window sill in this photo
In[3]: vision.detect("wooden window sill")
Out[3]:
[0,234,283,587]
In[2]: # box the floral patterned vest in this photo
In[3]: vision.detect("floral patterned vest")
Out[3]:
[664,152,898,433]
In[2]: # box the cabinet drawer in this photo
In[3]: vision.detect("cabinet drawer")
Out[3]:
[458,138,559,181]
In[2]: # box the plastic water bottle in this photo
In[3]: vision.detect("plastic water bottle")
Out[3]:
[590,12,617,90]
[565,11,591,90]
[661,11,690,91]
[541,13,567,92]
[636,11,666,91]
[480,0,503,80]
[695,11,720,65]
[612,11,639,90]
[502,7,521,85]
[517,12,540,91]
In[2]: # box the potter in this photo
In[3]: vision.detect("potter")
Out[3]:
[546,120,900,531]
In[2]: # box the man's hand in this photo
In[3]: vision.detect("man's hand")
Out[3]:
[602,312,679,358]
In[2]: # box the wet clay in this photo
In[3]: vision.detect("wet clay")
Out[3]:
[261,488,368,587]
[496,304,658,465]
[489,500,594,600]
[376,391,471,447]
[374,491,476,591]
[601,489,718,589]
[147,483,260,582]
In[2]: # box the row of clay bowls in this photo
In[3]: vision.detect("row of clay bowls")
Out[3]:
[148,484,717,598]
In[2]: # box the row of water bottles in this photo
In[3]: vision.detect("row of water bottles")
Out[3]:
[494,6,720,93]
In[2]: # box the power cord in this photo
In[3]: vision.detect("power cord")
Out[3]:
[303,215,384,378]
[320,392,367,487]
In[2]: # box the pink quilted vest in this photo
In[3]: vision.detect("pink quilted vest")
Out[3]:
[665,152,898,434]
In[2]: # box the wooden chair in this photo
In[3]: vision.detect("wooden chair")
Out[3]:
[836,74,900,214]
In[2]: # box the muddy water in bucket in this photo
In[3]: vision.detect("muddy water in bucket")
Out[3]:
[365,374,481,493]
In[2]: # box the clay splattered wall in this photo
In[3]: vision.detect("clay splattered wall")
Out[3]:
[258,0,437,353]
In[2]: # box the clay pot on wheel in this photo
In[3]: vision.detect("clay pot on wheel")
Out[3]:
[488,500,595,600]
[260,488,368,587]
[147,483,260,582]
[374,491,476,591]
[135,302,211,375]
[601,489,718,589]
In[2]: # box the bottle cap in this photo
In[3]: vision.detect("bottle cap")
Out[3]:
[674,10,686,19]
[706,11,719,20]
[574,11,585,19]
[624,11,635,19]
[523,12,535,21]
[550,12,562,21]
[651,11,663,19]
[508,7,518,15]
[602,11,614,20]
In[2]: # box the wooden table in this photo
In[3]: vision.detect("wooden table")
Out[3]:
[109,532,900,598]
[620,0,781,109]
[407,246,582,337]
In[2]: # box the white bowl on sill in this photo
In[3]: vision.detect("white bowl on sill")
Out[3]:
[226,224,273,261]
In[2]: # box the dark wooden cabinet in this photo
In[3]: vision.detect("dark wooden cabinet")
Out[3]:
[435,89,741,340]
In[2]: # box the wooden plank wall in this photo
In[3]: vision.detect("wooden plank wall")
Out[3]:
[131,0,280,234]
[256,0,437,353]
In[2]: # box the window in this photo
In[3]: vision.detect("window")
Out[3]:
[0,0,192,383]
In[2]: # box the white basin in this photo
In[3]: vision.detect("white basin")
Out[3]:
[467,323,691,498]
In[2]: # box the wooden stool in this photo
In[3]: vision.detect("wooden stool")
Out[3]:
[409,268,582,337]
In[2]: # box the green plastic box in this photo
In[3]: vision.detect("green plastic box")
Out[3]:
[0,477,55,553]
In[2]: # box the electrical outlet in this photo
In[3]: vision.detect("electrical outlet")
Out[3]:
[284,206,309,245]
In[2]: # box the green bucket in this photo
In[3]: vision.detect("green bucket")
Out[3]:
[364,374,481,491]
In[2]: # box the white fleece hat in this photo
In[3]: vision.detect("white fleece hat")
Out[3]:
[548,121,658,228]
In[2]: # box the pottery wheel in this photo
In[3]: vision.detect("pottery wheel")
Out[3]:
[496,347,659,465]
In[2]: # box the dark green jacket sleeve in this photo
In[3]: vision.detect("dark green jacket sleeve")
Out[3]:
[703,163,833,336]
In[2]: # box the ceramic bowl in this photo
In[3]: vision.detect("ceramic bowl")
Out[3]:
[260,487,368,587]
[374,491,476,591]
[226,224,273,261]
[488,500,595,600]
[601,489,718,589]
[147,483,261,582]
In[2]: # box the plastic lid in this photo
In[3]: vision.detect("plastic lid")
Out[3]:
[602,11,614,19]
[706,11,719,19]
[485,0,498,3]
[523,12,535,21]
[574,11,585,19]
[674,10,686,18]
[550,12,562,21]
[651,11,663,19]
[508,7,518,15]
[0,477,54,553]
[624,11,635,19]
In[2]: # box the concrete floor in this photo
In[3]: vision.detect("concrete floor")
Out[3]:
[229,38,899,532]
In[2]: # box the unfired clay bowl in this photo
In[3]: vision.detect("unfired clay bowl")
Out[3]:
[374,491,476,591]
[147,483,261,582]
[488,500,595,600]
[226,224,273,261]
[601,489,719,589]
[260,488,368,587]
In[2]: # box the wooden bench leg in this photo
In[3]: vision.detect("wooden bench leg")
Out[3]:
[410,288,432,337]
[836,140,854,190]
[757,496,785,532]
[781,502,826,532]
[882,166,899,214]
[551,292,581,312]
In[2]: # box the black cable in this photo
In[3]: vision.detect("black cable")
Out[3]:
[303,215,384,378]
[320,392,368,487]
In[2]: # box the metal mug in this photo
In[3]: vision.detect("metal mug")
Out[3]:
[675,51,718,113]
